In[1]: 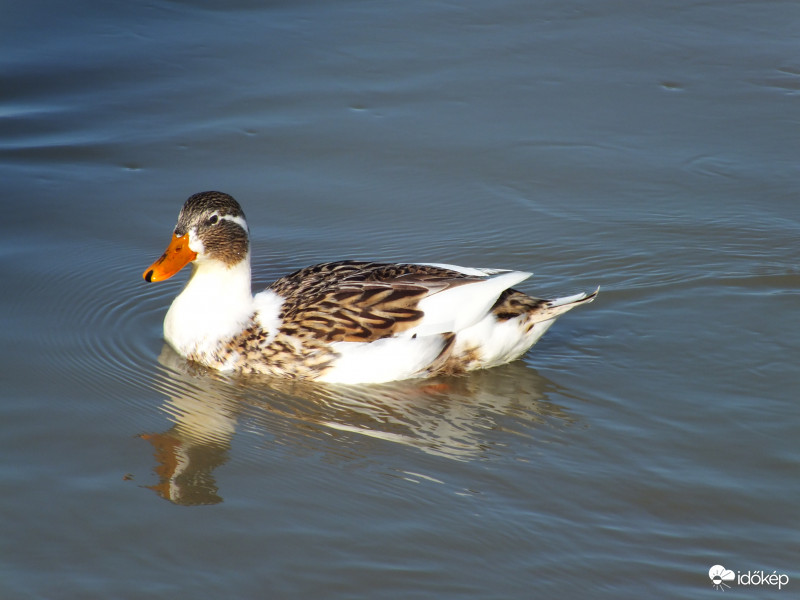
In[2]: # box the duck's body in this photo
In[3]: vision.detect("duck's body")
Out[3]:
[144,192,597,384]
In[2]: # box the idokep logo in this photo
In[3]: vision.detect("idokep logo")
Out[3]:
[709,565,735,591]
[709,564,790,591]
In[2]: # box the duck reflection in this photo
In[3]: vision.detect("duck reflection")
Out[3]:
[141,344,577,505]
[140,348,241,506]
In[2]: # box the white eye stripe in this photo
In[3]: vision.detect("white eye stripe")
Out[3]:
[221,214,249,234]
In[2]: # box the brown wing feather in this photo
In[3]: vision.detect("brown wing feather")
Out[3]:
[269,261,484,343]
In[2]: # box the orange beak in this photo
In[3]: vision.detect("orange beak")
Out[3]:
[143,232,197,282]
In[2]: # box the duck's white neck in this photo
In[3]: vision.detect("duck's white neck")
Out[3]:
[164,255,254,361]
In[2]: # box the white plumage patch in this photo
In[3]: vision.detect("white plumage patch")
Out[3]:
[320,335,450,384]
[454,314,557,369]
[253,289,284,346]
[164,258,254,361]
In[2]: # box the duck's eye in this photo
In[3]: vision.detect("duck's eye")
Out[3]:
[207,214,219,225]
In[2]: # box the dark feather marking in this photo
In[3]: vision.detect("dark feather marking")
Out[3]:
[265,261,484,344]
[490,289,547,321]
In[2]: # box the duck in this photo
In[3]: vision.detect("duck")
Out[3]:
[143,191,597,384]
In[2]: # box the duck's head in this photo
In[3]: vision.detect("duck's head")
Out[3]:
[143,191,250,282]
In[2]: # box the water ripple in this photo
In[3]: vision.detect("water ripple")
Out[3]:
[15,238,172,411]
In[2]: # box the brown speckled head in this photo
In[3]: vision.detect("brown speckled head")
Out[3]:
[177,191,250,267]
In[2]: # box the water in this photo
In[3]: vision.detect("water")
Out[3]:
[2,0,798,597]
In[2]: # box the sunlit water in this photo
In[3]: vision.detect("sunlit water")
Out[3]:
[2,1,798,598]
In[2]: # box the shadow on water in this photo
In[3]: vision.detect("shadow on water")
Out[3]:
[141,345,579,506]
